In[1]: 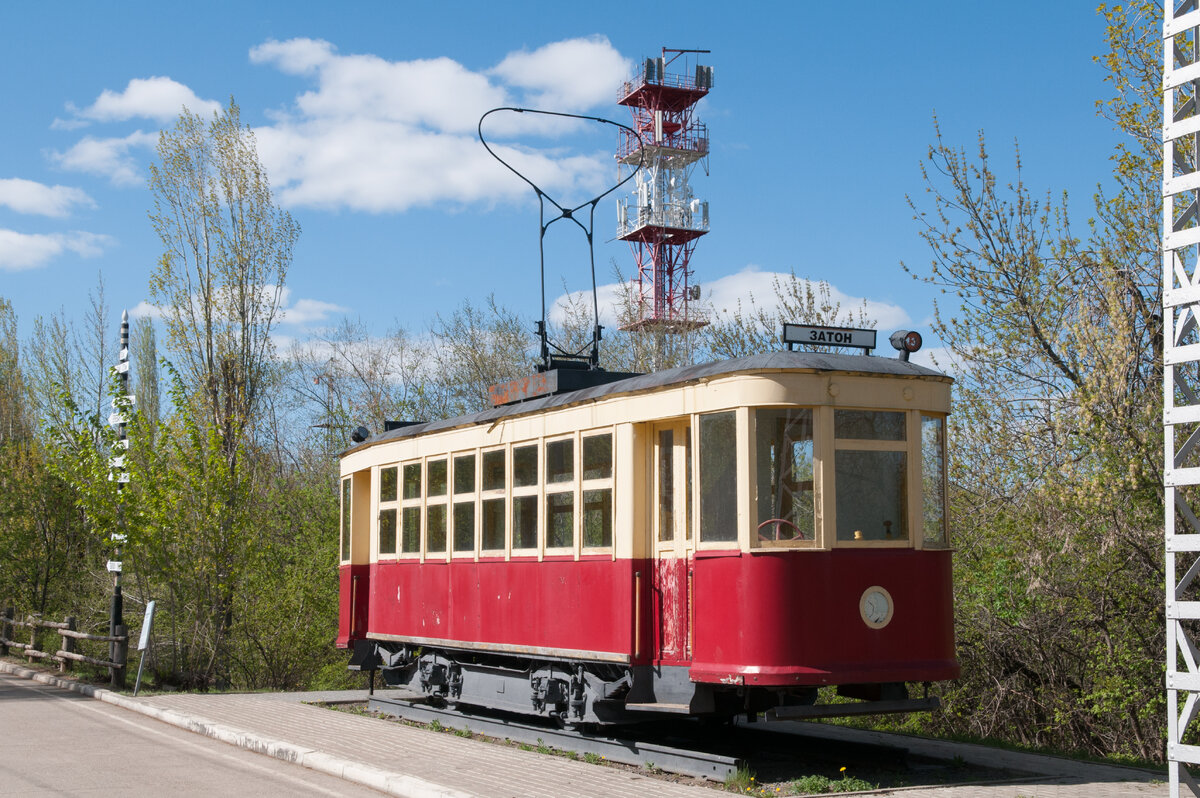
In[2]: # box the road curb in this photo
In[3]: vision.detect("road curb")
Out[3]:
[0,661,474,798]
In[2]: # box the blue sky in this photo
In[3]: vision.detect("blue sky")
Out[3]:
[0,2,1120,366]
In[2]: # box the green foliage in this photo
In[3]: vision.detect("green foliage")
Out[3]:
[902,0,1166,762]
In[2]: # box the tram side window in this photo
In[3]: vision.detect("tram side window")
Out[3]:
[922,415,948,547]
[378,465,399,557]
[400,463,421,554]
[379,508,397,555]
[426,459,448,554]
[582,433,613,549]
[546,438,574,549]
[452,453,476,554]
[401,507,420,553]
[512,444,539,551]
[340,477,351,561]
[835,410,907,542]
[481,448,506,552]
[755,408,814,542]
[380,466,397,502]
[699,412,738,543]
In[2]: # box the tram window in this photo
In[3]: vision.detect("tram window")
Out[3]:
[454,454,475,495]
[513,445,538,488]
[483,449,505,491]
[699,412,738,543]
[340,478,351,561]
[835,410,905,441]
[401,507,420,553]
[836,450,907,541]
[658,429,675,542]
[453,501,475,553]
[513,495,538,550]
[583,489,612,548]
[922,415,948,547]
[546,439,573,484]
[583,434,612,480]
[547,492,574,548]
[379,508,397,555]
[380,466,397,503]
[428,459,447,497]
[482,498,505,550]
[755,408,815,542]
[402,464,421,500]
[426,504,447,553]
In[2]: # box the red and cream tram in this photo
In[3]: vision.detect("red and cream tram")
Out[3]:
[337,350,956,723]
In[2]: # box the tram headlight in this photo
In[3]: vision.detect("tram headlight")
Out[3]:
[889,330,922,361]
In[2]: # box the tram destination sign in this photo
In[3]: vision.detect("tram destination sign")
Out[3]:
[781,324,877,351]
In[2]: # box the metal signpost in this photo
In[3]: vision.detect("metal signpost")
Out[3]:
[1164,5,1200,794]
[108,310,132,688]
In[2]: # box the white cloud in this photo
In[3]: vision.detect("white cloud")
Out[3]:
[49,131,157,186]
[0,178,94,217]
[0,229,112,271]
[128,300,163,320]
[71,77,221,123]
[548,266,916,343]
[279,295,348,325]
[490,36,632,111]
[248,36,629,213]
[703,267,913,330]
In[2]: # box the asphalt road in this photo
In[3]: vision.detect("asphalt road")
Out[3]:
[0,672,386,797]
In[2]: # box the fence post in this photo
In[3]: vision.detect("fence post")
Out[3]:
[111,624,127,689]
[1,607,11,656]
[28,613,40,658]
[60,617,75,673]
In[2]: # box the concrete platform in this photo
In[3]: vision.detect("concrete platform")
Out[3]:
[0,660,1169,797]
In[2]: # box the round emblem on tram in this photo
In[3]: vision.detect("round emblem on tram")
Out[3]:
[860,586,893,629]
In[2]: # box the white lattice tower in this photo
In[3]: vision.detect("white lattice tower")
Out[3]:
[1165,4,1200,794]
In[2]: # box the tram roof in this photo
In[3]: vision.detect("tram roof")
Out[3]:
[343,351,950,455]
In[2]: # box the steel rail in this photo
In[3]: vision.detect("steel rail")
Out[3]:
[367,693,742,781]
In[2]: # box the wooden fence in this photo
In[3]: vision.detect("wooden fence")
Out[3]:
[0,607,127,687]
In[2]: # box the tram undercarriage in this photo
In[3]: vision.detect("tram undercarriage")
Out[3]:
[349,639,938,725]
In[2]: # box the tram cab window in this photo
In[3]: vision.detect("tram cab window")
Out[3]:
[379,508,397,555]
[400,462,421,554]
[755,408,814,542]
[835,410,907,542]
[379,467,397,503]
[922,415,948,547]
[377,466,399,557]
[699,411,738,543]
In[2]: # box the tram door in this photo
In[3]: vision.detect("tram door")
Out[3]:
[651,421,694,664]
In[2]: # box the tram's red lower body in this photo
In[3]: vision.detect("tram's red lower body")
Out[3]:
[337,549,958,686]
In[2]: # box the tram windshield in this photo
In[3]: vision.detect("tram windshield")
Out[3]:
[755,408,815,541]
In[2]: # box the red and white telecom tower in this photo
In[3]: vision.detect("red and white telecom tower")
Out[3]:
[616,48,713,332]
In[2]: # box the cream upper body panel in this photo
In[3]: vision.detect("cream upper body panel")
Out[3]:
[339,352,951,476]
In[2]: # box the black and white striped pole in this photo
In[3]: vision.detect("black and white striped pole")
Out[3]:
[107,309,131,688]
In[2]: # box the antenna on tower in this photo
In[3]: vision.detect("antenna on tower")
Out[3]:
[616,47,713,333]
[478,107,644,372]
